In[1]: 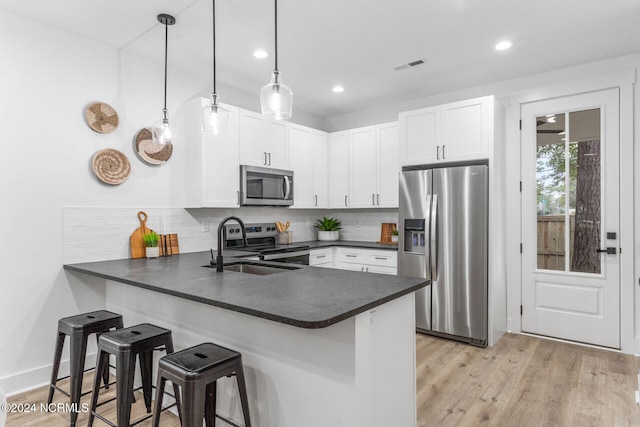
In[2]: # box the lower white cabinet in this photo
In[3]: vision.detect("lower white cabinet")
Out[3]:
[309,248,334,268]
[334,247,397,275]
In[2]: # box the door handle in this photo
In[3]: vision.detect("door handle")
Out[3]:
[372,193,375,206]
[436,145,440,160]
[344,195,348,207]
[263,152,267,165]
[314,195,318,207]
[430,194,438,279]
[268,152,272,165]
[283,176,291,200]
[442,145,446,159]
[596,247,617,255]
[377,194,380,206]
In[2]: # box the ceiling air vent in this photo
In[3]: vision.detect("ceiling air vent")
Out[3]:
[393,58,426,71]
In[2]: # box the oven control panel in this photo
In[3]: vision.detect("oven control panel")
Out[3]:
[224,222,278,241]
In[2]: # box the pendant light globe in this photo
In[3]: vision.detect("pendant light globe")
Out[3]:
[202,0,229,134]
[260,0,292,121]
[152,13,175,145]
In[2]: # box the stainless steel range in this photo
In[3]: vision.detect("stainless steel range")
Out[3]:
[223,222,310,265]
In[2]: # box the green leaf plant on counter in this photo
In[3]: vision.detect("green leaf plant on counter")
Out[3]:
[143,231,159,248]
[314,216,342,231]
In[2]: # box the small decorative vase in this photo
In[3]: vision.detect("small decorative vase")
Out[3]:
[146,246,160,259]
[318,230,339,241]
[391,235,398,243]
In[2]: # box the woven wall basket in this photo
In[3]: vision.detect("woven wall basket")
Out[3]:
[92,148,131,185]
[86,102,119,133]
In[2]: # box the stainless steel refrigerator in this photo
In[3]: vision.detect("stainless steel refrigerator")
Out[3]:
[398,161,488,347]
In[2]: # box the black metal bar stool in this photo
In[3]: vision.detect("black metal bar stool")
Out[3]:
[152,342,251,427]
[87,323,182,427]
[47,310,123,427]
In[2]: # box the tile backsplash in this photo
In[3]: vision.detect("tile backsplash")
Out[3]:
[63,206,398,264]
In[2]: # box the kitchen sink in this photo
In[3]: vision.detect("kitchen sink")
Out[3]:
[203,261,299,275]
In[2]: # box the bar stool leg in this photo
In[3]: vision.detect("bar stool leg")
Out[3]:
[87,350,109,427]
[235,361,252,427]
[164,340,183,421]
[96,333,110,389]
[204,382,216,427]
[139,350,154,413]
[47,332,65,405]
[69,331,88,427]
[151,374,167,427]
[115,352,137,427]
[182,381,206,427]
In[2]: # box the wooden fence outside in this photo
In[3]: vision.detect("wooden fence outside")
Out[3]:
[537,215,575,271]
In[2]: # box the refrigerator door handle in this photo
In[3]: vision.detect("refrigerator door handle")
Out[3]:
[430,194,438,280]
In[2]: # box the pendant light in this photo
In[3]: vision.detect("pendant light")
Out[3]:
[152,13,176,145]
[202,0,229,134]
[260,0,293,120]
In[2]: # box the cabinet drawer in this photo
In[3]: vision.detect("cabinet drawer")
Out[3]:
[309,248,334,266]
[336,249,367,264]
[365,252,397,268]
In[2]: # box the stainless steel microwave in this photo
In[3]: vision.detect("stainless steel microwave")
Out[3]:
[240,165,294,206]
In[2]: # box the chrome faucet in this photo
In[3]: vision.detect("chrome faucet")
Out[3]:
[216,216,247,272]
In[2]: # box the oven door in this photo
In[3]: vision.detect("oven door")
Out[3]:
[240,165,293,206]
[261,249,310,265]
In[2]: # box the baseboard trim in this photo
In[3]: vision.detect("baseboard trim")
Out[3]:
[1,352,97,397]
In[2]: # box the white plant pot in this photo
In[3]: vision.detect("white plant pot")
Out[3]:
[146,246,160,259]
[318,230,339,241]
[391,235,398,243]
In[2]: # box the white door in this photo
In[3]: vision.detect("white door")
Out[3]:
[289,125,314,208]
[349,126,377,208]
[521,89,620,348]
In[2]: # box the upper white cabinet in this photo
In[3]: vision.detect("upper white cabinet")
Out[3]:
[239,109,289,169]
[399,95,493,165]
[179,97,240,208]
[339,122,399,209]
[289,124,328,208]
[329,131,350,208]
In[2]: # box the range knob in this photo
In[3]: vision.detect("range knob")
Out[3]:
[229,229,235,234]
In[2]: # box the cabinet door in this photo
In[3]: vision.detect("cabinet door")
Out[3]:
[329,132,350,208]
[441,98,487,161]
[239,109,266,166]
[399,107,438,166]
[181,98,240,208]
[265,118,289,169]
[348,126,377,208]
[376,122,399,208]
[289,124,314,208]
[312,130,329,208]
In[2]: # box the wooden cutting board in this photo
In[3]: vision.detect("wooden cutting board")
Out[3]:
[130,211,154,259]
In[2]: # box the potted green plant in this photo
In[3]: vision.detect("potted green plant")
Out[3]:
[143,230,160,258]
[391,228,399,243]
[314,217,342,241]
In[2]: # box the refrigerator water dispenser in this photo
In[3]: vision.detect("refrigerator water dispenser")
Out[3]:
[403,219,426,254]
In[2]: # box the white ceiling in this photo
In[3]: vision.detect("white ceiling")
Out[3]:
[2,0,640,118]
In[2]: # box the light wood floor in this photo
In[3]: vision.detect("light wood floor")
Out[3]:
[8,333,640,426]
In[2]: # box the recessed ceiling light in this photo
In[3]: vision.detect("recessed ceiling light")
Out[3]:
[332,86,344,93]
[495,40,512,51]
[253,49,268,59]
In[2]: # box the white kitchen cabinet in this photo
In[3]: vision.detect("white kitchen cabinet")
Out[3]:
[348,126,377,208]
[239,109,289,169]
[309,248,334,268]
[335,247,397,275]
[312,130,329,208]
[179,97,241,208]
[347,122,399,208]
[329,131,350,208]
[399,95,493,166]
[289,125,328,209]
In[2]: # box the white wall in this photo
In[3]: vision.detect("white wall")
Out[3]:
[0,9,203,395]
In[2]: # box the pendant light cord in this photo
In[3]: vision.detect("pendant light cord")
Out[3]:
[163,20,169,120]
[213,0,217,94]
[274,0,278,72]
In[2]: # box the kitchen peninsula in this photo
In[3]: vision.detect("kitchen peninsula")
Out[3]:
[64,251,427,427]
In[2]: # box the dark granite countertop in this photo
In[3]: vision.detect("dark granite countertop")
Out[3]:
[277,240,399,251]
[64,251,426,329]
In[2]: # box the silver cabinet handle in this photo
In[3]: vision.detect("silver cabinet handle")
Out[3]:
[442,145,446,159]
[375,257,387,260]
[268,152,272,165]
[263,152,267,165]
[316,254,326,259]
[372,193,375,206]
[237,191,241,205]
[436,145,440,160]
[346,254,357,258]
[366,267,369,272]
[344,195,348,207]
[314,195,318,206]
[430,194,438,279]
[377,194,380,206]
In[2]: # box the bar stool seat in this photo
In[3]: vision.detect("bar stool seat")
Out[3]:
[88,323,181,427]
[48,310,123,427]
[152,342,251,427]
